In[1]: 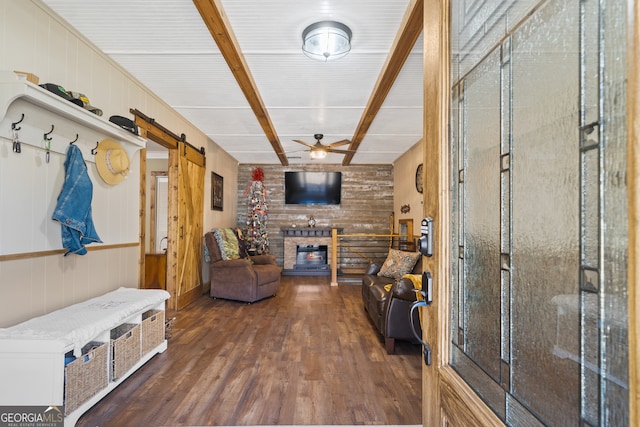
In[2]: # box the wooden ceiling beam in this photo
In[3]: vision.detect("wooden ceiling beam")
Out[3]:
[192,0,289,166]
[343,0,424,166]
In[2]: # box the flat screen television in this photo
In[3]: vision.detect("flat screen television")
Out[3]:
[285,171,342,205]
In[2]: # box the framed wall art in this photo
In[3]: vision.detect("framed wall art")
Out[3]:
[211,172,223,211]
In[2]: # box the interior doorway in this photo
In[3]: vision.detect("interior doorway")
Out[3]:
[149,171,168,253]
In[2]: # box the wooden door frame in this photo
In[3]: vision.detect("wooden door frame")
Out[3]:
[138,148,147,288]
[421,0,443,422]
[423,1,639,425]
[421,0,500,425]
[422,0,504,420]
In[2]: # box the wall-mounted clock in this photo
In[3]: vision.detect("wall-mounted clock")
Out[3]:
[415,163,424,194]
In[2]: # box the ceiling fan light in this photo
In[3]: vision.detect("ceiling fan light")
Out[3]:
[310,149,328,160]
[302,21,352,62]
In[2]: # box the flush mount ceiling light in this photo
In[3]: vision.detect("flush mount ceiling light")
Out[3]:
[302,21,352,62]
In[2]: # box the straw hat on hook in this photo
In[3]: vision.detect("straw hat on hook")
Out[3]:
[95,139,130,185]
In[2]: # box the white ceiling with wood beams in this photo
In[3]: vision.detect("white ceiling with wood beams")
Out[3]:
[41,0,424,165]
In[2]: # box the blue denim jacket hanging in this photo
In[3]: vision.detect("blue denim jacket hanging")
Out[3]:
[52,144,102,255]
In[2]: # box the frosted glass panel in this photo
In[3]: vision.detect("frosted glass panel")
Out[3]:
[462,49,502,381]
[450,0,628,424]
[599,0,630,424]
[510,0,581,424]
[451,0,540,79]
[581,147,599,267]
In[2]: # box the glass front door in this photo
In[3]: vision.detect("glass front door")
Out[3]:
[449,0,629,424]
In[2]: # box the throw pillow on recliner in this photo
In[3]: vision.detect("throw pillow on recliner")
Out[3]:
[377,249,421,279]
[231,228,250,258]
[213,228,241,260]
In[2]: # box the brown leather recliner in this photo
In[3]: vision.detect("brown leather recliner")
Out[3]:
[204,229,281,303]
[362,256,422,354]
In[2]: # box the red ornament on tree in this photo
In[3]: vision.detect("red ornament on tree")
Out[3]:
[252,167,264,182]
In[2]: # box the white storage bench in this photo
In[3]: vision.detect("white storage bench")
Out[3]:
[0,287,170,426]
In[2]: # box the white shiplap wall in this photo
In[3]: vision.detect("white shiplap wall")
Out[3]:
[0,0,237,327]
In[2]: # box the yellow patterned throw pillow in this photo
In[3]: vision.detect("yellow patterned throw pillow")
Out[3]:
[213,228,241,260]
[377,249,421,279]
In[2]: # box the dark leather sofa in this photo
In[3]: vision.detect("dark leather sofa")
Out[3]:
[362,256,422,354]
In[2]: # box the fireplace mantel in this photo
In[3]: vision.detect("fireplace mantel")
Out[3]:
[281,227,339,237]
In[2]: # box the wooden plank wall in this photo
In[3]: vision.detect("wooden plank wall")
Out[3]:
[235,164,394,267]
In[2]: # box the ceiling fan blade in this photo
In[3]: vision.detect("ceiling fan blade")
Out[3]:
[326,148,356,154]
[292,139,315,148]
[327,139,351,148]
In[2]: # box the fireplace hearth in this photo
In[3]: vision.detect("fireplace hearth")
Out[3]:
[295,245,328,270]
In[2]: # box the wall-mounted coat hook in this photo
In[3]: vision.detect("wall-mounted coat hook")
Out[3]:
[44,125,54,141]
[44,125,54,163]
[69,134,79,145]
[11,114,24,154]
[11,113,25,131]
[91,141,99,155]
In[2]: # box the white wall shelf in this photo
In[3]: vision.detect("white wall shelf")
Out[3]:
[0,71,145,152]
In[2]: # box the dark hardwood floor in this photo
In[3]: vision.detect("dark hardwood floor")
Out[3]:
[76,276,422,426]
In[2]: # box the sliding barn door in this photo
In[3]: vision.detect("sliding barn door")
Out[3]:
[168,142,205,311]
[134,111,206,311]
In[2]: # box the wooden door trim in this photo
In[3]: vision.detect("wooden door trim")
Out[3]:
[439,368,504,426]
[422,0,449,424]
[167,147,179,311]
[139,148,147,288]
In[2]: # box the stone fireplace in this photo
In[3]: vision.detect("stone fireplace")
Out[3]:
[281,227,341,275]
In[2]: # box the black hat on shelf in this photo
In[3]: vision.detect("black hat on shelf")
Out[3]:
[109,115,138,135]
[39,83,83,107]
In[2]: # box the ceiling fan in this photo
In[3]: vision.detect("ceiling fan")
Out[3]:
[292,133,354,160]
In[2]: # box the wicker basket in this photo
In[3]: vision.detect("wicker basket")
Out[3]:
[141,310,165,355]
[165,316,176,339]
[64,341,108,415]
[110,323,141,380]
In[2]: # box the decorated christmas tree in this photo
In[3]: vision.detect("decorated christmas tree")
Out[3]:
[245,167,269,254]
